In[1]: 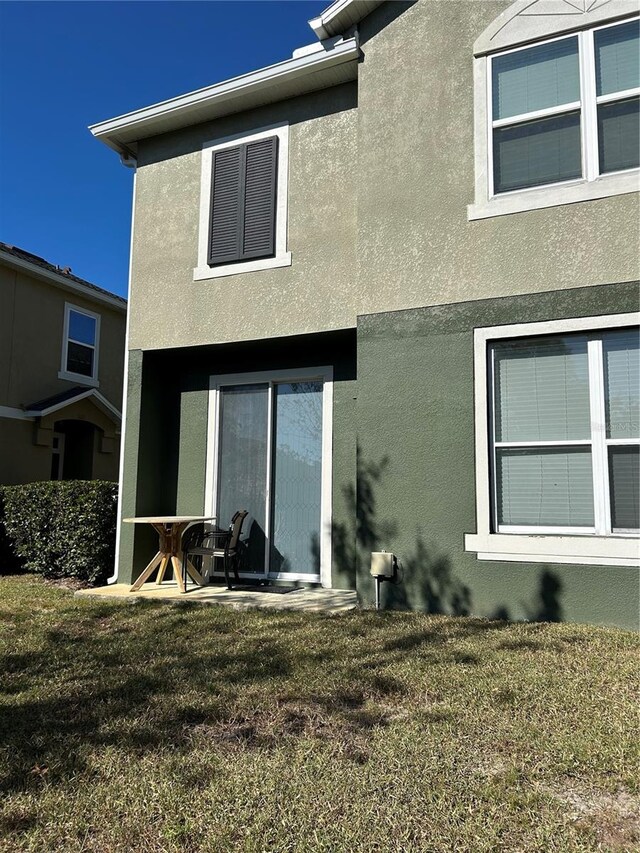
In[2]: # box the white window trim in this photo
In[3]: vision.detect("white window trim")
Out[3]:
[193,122,291,281]
[204,366,333,587]
[465,312,640,567]
[58,302,100,387]
[469,15,640,221]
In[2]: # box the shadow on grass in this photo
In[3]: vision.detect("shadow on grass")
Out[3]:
[0,580,532,796]
[0,448,567,796]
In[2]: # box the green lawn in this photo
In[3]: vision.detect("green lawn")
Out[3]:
[0,575,638,852]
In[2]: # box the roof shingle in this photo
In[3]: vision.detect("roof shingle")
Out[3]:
[0,242,126,306]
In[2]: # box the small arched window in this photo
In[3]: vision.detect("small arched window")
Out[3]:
[468,0,639,219]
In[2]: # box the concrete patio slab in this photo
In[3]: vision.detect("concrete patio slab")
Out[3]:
[76,582,357,614]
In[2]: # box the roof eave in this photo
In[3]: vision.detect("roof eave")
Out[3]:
[26,388,122,423]
[90,37,360,157]
[308,0,384,40]
[0,249,126,312]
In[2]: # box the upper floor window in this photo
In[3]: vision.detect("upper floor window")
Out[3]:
[60,304,100,384]
[491,20,639,194]
[194,123,291,281]
[469,3,640,220]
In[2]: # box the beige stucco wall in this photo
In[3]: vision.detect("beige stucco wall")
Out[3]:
[0,263,126,409]
[129,83,358,351]
[0,419,50,484]
[0,262,124,484]
[0,411,120,485]
[126,0,639,353]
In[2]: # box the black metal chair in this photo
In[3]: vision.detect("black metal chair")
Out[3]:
[182,510,248,590]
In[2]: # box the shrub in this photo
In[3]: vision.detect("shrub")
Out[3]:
[0,481,117,584]
[0,490,24,574]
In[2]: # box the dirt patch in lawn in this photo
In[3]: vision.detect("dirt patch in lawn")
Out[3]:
[546,782,640,851]
[43,577,92,592]
[185,697,394,762]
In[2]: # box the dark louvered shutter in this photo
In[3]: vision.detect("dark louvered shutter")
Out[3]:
[208,147,243,266]
[208,136,278,267]
[242,137,278,259]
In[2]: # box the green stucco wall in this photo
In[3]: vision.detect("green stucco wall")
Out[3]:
[118,332,357,588]
[114,0,639,625]
[356,282,640,630]
[0,419,50,484]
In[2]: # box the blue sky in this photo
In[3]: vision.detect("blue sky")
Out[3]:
[0,1,319,298]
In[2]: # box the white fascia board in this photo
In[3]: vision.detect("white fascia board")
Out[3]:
[0,406,35,422]
[90,38,359,156]
[308,0,383,40]
[0,251,126,313]
[26,389,122,423]
[90,390,123,423]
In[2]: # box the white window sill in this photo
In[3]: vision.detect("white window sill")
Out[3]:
[58,370,99,388]
[464,532,640,567]
[193,253,292,282]
[468,170,639,221]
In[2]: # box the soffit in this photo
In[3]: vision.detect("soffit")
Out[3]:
[91,39,359,158]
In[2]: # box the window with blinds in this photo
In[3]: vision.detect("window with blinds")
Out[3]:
[490,18,639,194]
[595,20,640,174]
[491,328,640,534]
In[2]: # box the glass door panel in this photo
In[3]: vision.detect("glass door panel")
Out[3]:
[269,381,323,576]
[217,383,269,574]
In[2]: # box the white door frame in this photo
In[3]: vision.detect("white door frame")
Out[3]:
[51,431,65,480]
[205,366,333,587]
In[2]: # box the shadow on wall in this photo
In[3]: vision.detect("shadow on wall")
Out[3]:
[333,449,471,615]
[392,536,472,616]
[333,452,397,586]
[492,570,564,623]
[333,449,565,622]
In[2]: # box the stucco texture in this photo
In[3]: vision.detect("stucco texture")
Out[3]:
[117,333,357,589]
[0,420,50,484]
[129,84,358,351]
[0,263,125,408]
[355,0,640,316]
[355,281,640,630]
[126,0,639,355]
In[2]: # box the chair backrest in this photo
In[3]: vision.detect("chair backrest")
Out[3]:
[182,522,205,552]
[182,521,221,552]
[228,510,248,551]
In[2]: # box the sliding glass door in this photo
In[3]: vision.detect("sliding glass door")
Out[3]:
[269,381,323,576]
[209,370,331,582]
[216,383,269,573]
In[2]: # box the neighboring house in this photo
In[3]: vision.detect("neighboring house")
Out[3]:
[91,0,639,628]
[0,243,126,484]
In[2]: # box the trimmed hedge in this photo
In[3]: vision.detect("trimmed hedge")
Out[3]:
[0,490,22,573]
[0,481,117,584]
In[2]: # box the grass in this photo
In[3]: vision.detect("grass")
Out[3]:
[0,574,638,853]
